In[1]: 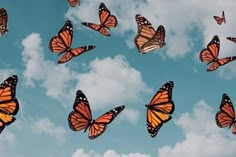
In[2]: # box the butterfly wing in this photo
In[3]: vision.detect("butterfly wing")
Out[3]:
[216,94,236,134]
[0,75,19,133]
[0,8,8,37]
[88,105,125,139]
[222,11,226,23]
[68,90,92,132]
[226,37,236,43]
[99,3,118,29]
[68,0,80,7]
[207,56,236,72]
[49,20,73,54]
[81,22,110,36]
[146,81,175,137]
[57,45,96,64]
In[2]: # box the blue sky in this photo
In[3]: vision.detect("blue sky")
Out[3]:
[1,0,236,157]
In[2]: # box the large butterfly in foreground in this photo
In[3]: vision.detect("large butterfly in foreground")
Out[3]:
[68,90,125,139]
[0,75,19,134]
[145,81,175,138]
[134,14,166,54]
[213,11,226,25]
[215,94,236,134]
[199,35,236,72]
[68,0,80,7]
[81,3,118,36]
[49,20,96,64]
[0,8,8,37]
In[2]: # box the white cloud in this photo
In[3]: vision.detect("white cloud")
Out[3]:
[0,69,17,81]
[31,117,66,143]
[158,100,236,157]
[0,130,16,156]
[120,108,140,124]
[72,148,150,157]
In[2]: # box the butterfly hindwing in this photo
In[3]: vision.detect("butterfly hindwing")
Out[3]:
[146,81,175,138]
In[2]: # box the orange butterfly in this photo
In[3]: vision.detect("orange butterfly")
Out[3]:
[81,2,118,36]
[213,11,226,25]
[134,14,166,54]
[0,8,8,37]
[68,0,80,7]
[49,20,96,64]
[216,94,236,134]
[0,75,19,133]
[199,35,236,72]
[145,81,175,138]
[227,37,236,43]
[68,90,125,139]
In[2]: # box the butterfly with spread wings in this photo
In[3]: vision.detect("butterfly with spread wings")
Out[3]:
[134,14,166,54]
[49,20,96,64]
[68,90,125,139]
[145,81,175,138]
[0,75,19,134]
[81,2,118,36]
[68,0,80,7]
[227,37,236,43]
[213,11,226,25]
[199,35,236,72]
[216,94,236,134]
[0,8,8,37]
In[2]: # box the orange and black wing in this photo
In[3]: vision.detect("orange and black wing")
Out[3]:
[68,90,92,132]
[146,81,175,137]
[0,8,8,37]
[216,94,236,134]
[57,45,96,64]
[0,75,19,133]
[68,0,80,7]
[227,37,236,43]
[88,105,125,139]
[213,11,226,25]
[207,56,236,72]
[134,14,165,54]
[49,20,73,54]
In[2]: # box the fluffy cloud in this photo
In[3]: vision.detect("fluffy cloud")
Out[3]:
[31,117,66,143]
[120,108,140,124]
[158,100,236,157]
[0,69,17,81]
[0,130,16,156]
[72,149,150,157]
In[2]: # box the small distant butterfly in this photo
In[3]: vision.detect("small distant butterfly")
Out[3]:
[226,37,236,43]
[213,11,226,25]
[145,81,175,138]
[134,14,166,54]
[49,20,96,64]
[68,0,80,7]
[68,90,125,139]
[81,2,118,36]
[199,35,236,72]
[0,75,19,134]
[0,8,8,37]
[215,94,236,134]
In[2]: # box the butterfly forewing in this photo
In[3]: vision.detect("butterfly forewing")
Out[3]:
[0,8,8,37]
[227,37,236,43]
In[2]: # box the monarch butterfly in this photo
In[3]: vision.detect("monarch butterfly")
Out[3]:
[68,0,80,7]
[145,81,175,138]
[134,14,166,54]
[49,20,96,64]
[215,94,236,134]
[213,11,226,25]
[199,35,236,72]
[68,90,125,139]
[226,37,236,43]
[81,2,118,36]
[0,8,8,37]
[0,75,19,133]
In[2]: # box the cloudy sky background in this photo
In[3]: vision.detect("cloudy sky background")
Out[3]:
[1,0,236,156]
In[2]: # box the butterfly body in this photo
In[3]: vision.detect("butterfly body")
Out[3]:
[0,8,8,37]
[200,35,236,71]
[135,14,166,54]
[146,81,175,138]
[81,3,118,36]
[68,90,125,139]
[49,20,96,64]
[216,94,236,134]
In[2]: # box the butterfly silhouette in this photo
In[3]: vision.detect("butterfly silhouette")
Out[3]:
[213,11,226,25]
[145,81,175,137]
[81,3,118,36]
[49,20,96,64]
[68,90,125,139]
